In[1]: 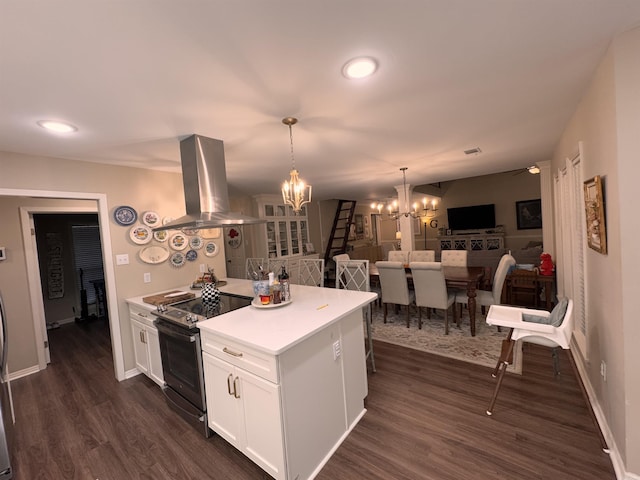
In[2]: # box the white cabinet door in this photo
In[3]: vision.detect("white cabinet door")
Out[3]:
[130,318,149,375]
[203,352,242,446]
[145,326,164,386]
[239,369,284,479]
[203,351,285,480]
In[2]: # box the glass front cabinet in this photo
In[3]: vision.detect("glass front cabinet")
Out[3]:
[256,196,310,259]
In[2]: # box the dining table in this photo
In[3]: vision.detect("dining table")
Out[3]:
[369,264,485,336]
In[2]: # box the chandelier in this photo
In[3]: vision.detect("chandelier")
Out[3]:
[281,117,312,214]
[370,167,438,219]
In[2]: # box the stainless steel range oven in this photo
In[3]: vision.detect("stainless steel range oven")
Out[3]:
[153,293,252,437]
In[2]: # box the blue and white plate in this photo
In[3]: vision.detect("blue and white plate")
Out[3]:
[114,206,137,226]
[185,249,198,261]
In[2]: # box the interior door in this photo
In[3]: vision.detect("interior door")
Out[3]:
[223,226,246,279]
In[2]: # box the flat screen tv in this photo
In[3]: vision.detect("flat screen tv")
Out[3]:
[447,204,496,231]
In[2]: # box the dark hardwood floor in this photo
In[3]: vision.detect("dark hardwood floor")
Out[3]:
[11,321,614,479]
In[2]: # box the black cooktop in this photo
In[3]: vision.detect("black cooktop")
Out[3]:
[154,293,252,329]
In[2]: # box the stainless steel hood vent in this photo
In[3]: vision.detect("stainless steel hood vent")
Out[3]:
[153,134,265,232]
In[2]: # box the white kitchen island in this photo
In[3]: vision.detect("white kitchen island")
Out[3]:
[202,278,376,480]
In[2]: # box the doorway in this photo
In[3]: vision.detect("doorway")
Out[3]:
[33,214,107,335]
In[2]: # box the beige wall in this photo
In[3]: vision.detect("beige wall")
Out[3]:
[551,26,640,475]
[374,170,542,251]
[0,151,227,376]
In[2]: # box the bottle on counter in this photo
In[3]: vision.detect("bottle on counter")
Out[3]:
[279,265,290,302]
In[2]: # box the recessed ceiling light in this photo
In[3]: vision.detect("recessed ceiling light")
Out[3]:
[37,120,78,133]
[342,57,378,79]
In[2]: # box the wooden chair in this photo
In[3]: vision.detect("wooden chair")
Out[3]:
[375,261,415,328]
[410,262,456,334]
[336,259,376,372]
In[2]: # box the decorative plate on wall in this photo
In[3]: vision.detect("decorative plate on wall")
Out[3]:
[141,211,160,227]
[139,245,170,264]
[162,216,174,225]
[203,241,219,257]
[153,230,168,242]
[170,252,186,268]
[189,236,203,250]
[185,250,198,262]
[129,225,152,245]
[114,206,137,226]
[169,233,188,250]
[200,228,221,239]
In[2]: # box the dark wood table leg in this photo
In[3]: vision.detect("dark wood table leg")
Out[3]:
[467,284,477,336]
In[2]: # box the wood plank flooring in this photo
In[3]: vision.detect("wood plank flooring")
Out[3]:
[11,321,614,480]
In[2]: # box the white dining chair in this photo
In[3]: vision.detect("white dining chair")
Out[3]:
[456,253,516,319]
[298,258,325,287]
[375,261,415,328]
[335,259,376,372]
[409,250,435,262]
[440,249,468,267]
[267,258,289,277]
[410,262,456,334]
[388,250,409,263]
[245,257,265,279]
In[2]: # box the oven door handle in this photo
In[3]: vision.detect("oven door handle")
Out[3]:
[156,323,197,343]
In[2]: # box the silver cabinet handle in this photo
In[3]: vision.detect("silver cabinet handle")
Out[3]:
[227,374,234,396]
[137,312,148,318]
[223,347,243,358]
[233,376,240,399]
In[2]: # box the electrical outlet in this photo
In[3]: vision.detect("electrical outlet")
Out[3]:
[200,264,206,273]
[116,254,129,265]
[143,272,151,283]
[333,340,341,360]
[600,361,607,382]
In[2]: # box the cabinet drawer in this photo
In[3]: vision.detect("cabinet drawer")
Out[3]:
[129,304,156,328]
[201,330,278,383]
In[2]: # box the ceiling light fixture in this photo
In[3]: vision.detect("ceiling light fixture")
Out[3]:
[37,120,78,133]
[371,167,438,219]
[342,56,378,79]
[281,117,312,214]
[527,165,541,174]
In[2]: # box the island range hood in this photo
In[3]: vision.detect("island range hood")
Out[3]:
[153,134,265,232]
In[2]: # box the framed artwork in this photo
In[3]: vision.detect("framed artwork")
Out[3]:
[516,199,542,230]
[354,214,364,235]
[584,175,607,254]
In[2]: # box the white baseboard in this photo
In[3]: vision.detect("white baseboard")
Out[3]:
[8,365,41,381]
[124,368,142,380]
[570,345,639,480]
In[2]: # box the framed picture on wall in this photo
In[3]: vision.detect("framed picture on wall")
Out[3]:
[516,199,542,230]
[584,175,607,254]
[354,214,364,234]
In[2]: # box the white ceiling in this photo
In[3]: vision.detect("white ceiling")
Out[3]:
[2,1,640,202]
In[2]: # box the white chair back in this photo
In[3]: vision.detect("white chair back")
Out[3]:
[410,262,448,309]
[409,250,435,262]
[268,258,289,277]
[299,258,325,287]
[492,253,516,303]
[245,258,265,279]
[332,253,350,263]
[388,250,409,263]
[441,250,468,267]
[336,259,370,292]
[375,261,410,305]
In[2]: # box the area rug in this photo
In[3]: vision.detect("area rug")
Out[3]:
[371,305,522,373]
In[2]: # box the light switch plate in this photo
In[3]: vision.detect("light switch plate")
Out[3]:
[143,272,151,283]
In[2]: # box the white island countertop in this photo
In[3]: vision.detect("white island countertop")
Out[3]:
[202,278,376,356]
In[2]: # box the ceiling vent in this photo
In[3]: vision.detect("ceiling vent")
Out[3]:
[464,147,482,155]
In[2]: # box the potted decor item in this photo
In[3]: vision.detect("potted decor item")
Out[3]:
[202,268,221,308]
[539,253,554,276]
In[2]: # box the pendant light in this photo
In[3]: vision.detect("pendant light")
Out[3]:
[281,117,312,213]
